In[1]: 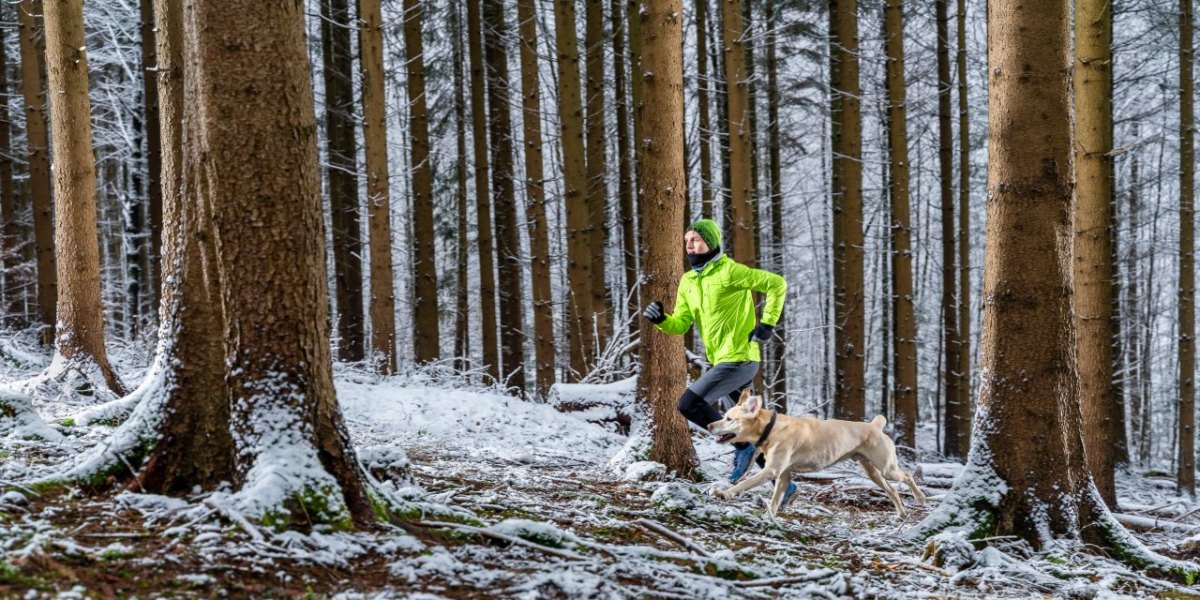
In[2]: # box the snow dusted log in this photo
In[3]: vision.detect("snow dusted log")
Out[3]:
[550,377,636,435]
[0,388,60,442]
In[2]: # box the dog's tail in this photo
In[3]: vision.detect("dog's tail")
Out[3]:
[870,415,886,428]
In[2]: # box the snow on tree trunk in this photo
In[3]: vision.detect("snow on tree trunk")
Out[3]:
[908,0,1199,581]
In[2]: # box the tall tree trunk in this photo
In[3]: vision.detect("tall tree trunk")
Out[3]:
[43,0,124,395]
[640,0,697,476]
[1179,0,1196,497]
[360,0,397,373]
[628,0,643,203]
[139,0,162,323]
[17,1,55,345]
[884,0,916,448]
[320,0,364,363]
[697,0,714,218]
[136,0,233,492]
[910,2,1198,577]
[937,0,962,458]
[0,10,19,326]
[483,0,526,394]
[556,0,595,380]
[954,0,973,453]
[723,0,755,266]
[766,0,785,410]
[452,2,470,372]
[124,128,144,338]
[468,0,500,382]
[831,0,863,420]
[585,0,610,351]
[613,0,638,339]
[190,0,374,525]
[403,0,440,366]
[1074,0,1118,506]
[519,0,556,397]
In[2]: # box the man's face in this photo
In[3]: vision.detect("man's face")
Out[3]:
[684,230,710,254]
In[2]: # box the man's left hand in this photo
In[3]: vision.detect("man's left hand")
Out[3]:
[748,323,774,343]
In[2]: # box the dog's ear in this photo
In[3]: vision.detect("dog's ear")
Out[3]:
[735,389,750,405]
[744,395,761,417]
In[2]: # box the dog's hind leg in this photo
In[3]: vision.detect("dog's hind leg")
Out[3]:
[859,459,906,517]
[878,461,928,505]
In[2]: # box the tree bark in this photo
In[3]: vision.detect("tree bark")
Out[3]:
[17,1,55,345]
[830,0,863,420]
[519,0,557,398]
[360,0,397,373]
[0,9,20,326]
[1128,119,1145,466]
[452,2,470,372]
[555,0,595,381]
[585,0,610,351]
[139,0,162,324]
[766,0,785,410]
[43,0,124,395]
[1074,0,1118,506]
[954,0,973,456]
[884,0,916,448]
[613,0,638,340]
[403,0,440,366]
[483,0,525,394]
[1179,0,1196,497]
[320,0,364,363]
[467,0,500,382]
[696,0,713,218]
[908,3,1197,576]
[136,0,234,492]
[723,0,754,267]
[639,0,697,476]
[937,0,962,458]
[188,0,374,525]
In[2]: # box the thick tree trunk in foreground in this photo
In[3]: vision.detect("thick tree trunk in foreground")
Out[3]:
[18,1,55,345]
[639,0,697,476]
[360,0,396,373]
[403,0,440,366]
[519,0,556,398]
[555,0,595,381]
[43,0,124,395]
[320,0,364,363]
[831,0,864,420]
[137,0,233,492]
[1074,0,1119,506]
[189,0,373,525]
[912,2,1198,580]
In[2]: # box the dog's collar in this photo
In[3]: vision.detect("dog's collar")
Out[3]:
[755,411,777,447]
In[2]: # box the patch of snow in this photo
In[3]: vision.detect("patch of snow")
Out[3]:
[623,460,667,481]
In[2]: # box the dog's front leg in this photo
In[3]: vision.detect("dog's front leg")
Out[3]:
[766,470,793,517]
[716,468,775,500]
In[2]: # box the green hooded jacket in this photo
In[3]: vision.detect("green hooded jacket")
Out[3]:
[655,254,787,365]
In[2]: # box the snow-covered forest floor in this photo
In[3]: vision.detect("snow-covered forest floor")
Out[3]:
[2,337,1200,598]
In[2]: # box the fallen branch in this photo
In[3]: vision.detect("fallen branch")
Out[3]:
[734,569,839,588]
[0,479,41,497]
[418,520,588,561]
[1114,513,1200,534]
[634,518,713,558]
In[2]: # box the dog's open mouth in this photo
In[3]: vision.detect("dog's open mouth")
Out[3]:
[715,433,736,444]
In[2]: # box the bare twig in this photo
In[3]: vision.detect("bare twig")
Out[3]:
[634,518,713,558]
[417,520,588,561]
[734,569,839,588]
[203,498,265,543]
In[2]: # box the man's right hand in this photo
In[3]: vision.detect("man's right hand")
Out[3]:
[643,301,666,324]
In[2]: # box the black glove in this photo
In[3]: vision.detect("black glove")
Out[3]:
[748,323,774,343]
[643,301,666,324]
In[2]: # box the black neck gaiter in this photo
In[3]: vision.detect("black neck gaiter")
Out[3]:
[687,247,721,271]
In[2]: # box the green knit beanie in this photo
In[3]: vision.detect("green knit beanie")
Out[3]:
[688,218,722,251]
